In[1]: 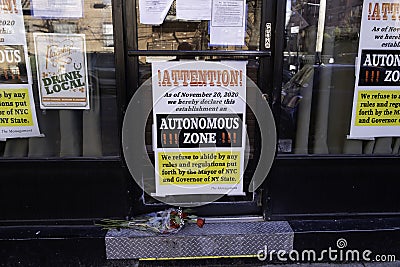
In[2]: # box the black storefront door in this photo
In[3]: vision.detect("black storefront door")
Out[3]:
[122,0,281,217]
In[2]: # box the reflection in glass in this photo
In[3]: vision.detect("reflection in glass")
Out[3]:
[0,0,118,158]
[277,0,394,155]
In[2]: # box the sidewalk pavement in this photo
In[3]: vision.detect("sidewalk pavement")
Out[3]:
[113,259,400,267]
[258,263,399,267]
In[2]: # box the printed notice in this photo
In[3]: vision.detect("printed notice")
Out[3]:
[349,0,400,138]
[176,0,211,20]
[210,0,246,46]
[158,151,241,186]
[34,33,89,109]
[0,84,41,139]
[0,0,26,45]
[152,61,247,196]
[0,0,40,139]
[211,0,244,27]
[1,0,32,85]
[355,90,400,127]
[31,0,83,18]
[139,0,174,25]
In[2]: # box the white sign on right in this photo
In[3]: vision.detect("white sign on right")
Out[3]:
[349,0,400,138]
[210,0,246,46]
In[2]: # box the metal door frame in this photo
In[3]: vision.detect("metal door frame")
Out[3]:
[121,0,283,216]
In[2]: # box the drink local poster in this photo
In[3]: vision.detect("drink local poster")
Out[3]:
[34,33,89,110]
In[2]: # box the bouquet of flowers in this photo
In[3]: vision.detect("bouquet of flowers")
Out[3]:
[96,208,205,234]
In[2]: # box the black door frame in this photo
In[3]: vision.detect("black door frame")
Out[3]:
[122,0,285,216]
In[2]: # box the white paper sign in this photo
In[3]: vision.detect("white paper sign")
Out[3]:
[210,0,246,46]
[152,61,247,197]
[176,0,211,20]
[31,0,83,18]
[139,0,174,25]
[0,84,41,139]
[0,0,32,85]
[349,0,400,138]
[34,33,90,109]
[0,0,40,139]
[0,0,26,44]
